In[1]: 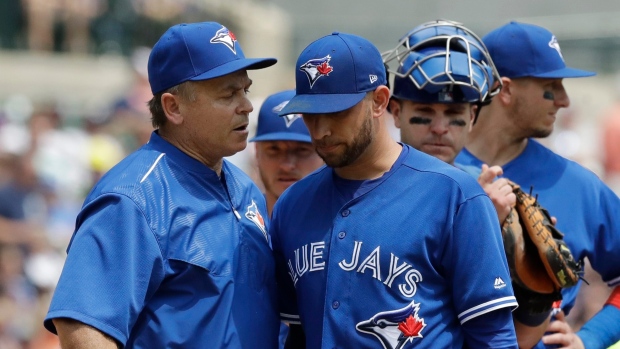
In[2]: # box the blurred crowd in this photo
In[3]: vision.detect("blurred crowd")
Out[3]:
[1,1,620,348]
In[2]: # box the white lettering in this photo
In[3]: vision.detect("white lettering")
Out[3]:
[339,241,363,271]
[357,246,382,281]
[287,259,298,286]
[309,242,325,271]
[399,269,423,297]
[383,253,411,287]
[295,245,309,277]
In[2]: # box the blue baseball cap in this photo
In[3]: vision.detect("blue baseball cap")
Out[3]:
[250,90,311,143]
[483,21,595,79]
[279,32,387,115]
[148,22,277,94]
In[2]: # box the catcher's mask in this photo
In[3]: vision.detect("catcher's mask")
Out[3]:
[383,20,502,120]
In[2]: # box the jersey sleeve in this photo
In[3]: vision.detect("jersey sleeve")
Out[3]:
[443,194,518,324]
[270,205,300,325]
[589,185,620,287]
[44,193,165,344]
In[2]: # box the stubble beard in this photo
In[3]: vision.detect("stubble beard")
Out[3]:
[318,108,374,168]
[510,96,553,139]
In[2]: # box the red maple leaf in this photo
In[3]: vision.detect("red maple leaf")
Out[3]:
[398,315,425,337]
[228,31,237,41]
[317,62,333,75]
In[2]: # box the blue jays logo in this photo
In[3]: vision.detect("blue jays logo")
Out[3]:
[299,55,334,88]
[210,26,238,54]
[272,100,302,127]
[548,36,564,60]
[245,200,267,241]
[356,301,426,349]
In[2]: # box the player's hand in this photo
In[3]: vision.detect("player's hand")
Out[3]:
[541,311,585,349]
[477,164,516,224]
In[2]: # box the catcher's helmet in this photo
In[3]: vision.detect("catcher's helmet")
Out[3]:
[383,20,501,105]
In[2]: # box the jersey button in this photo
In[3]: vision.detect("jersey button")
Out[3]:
[338,231,346,239]
[341,209,350,217]
[332,301,340,309]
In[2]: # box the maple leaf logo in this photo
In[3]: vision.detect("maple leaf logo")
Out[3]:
[316,61,333,75]
[299,55,334,88]
[398,314,425,338]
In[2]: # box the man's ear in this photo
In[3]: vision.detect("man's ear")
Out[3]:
[389,99,403,129]
[161,93,184,125]
[468,104,477,132]
[372,85,391,118]
[497,77,514,106]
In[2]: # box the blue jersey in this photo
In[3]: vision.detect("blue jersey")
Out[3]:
[272,145,518,349]
[45,132,279,348]
[456,140,620,348]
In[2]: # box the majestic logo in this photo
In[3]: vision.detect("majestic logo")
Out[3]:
[210,26,238,54]
[245,200,267,241]
[299,55,334,88]
[356,301,426,349]
[548,36,564,60]
[272,100,302,127]
[494,277,507,290]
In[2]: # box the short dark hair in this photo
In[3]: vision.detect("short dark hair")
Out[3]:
[147,82,196,128]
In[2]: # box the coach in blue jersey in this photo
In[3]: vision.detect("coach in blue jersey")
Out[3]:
[271,32,518,349]
[44,22,279,348]
[457,21,620,349]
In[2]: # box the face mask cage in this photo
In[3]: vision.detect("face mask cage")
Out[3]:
[382,19,502,104]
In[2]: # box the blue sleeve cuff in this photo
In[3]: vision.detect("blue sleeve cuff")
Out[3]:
[576,304,620,349]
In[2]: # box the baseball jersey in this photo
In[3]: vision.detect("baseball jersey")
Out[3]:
[456,140,620,348]
[272,144,518,348]
[45,131,279,348]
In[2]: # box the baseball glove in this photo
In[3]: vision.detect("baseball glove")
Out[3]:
[501,181,581,313]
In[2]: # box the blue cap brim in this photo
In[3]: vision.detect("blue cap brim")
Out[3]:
[250,132,312,143]
[529,67,596,79]
[278,92,367,115]
[190,57,277,81]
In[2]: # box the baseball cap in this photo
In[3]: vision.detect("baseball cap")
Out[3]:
[148,22,277,94]
[250,90,311,143]
[483,21,595,79]
[279,32,387,115]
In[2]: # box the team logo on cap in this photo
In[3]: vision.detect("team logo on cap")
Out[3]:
[356,301,426,349]
[548,36,564,60]
[299,55,334,88]
[245,200,267,241]
[210,26,238,54]
[273,100,302,127]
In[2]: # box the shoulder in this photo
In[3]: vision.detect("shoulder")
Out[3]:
[399,145,486,200]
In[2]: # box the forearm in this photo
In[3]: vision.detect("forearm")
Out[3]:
[54,318,120,349]
[577,287,620,349]
[514,316,550,349]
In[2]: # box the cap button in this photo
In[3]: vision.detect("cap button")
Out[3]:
[332,32,340,35]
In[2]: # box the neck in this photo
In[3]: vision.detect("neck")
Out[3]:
[158,128,223,175]
[266,192,277,217]
[334,127,402,180]
[466,106,528,167]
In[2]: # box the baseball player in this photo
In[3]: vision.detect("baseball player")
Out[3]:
[250,89,324,348]
[250,89,324,216]
[271,31,518,348]
[383,19,565,348]
[44,22,280,348]
[456,21,620,349]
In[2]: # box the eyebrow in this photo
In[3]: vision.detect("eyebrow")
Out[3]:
[221,78,253,93]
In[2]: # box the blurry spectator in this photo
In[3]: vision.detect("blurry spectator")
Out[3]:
[602,102,620,194]
[21,0,105,53]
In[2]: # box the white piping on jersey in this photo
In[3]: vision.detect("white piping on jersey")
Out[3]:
[280,313,301,325]
[460,302,519,324]
[141,153,166,183]
[232,208,241,220]
[608,274,620,287]
[458,296,518,323]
